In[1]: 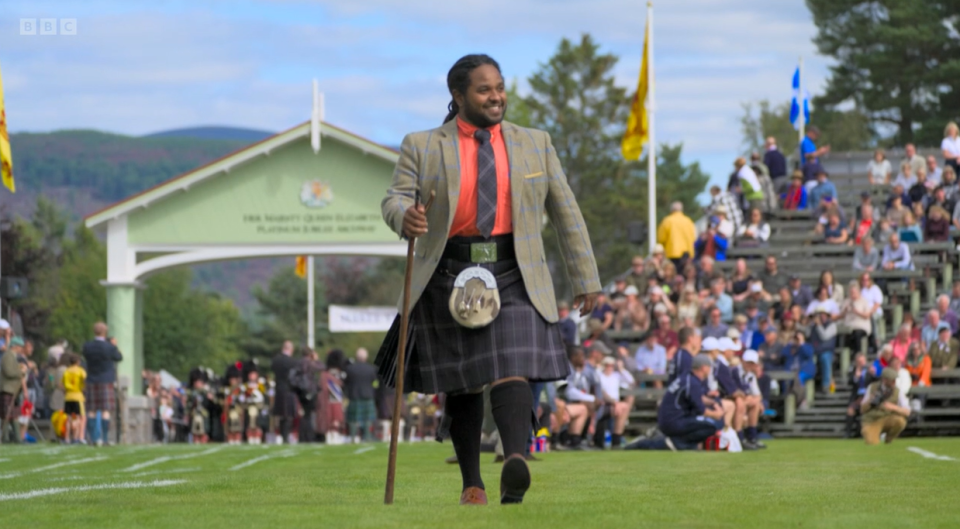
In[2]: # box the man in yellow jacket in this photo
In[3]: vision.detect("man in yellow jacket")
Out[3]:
[657,201,696,268]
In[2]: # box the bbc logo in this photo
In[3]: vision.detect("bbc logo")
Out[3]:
[20,18,77,36]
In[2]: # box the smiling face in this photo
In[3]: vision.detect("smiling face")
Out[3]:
[455,64,506,128]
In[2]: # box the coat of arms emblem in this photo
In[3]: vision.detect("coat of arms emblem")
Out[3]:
[300,180,333,208]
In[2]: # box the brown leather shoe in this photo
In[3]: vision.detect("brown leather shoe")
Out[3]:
[459,486,488,505]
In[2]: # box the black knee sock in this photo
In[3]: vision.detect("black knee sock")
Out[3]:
[490,381,533,458]
[611,433,622,447]
[446,392,485,491]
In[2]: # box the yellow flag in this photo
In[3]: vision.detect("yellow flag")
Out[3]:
[295,256,307,278]
[621,19,650,161]
[0,61,13,193]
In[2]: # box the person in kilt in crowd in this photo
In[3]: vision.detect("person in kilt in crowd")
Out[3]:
[81,322,122,446]
[377,54,600,506]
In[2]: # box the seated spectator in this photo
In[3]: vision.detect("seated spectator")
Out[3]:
[702,277,733,324]
[623,256,649,295]
[923,185,952,218]
[898,211,923,243]
[924,206,951,242]
[653,314,679,359]
[867,149,892,185]
[902,312,923,342]
[562,348,597,450]
[702,307,729,340]
[889,356,912,398]
[758,255,786,298]
[729,259,755,302]
[808,169,837,210]
[936,294,959,335]
[920,309,950,349]
[614,285,650,333]
[822,211,849,245]
[771,287,794,322]
[927,155,943,187]
[881,233,913,271]
[858,368,911,446]
[742,282,771,313]
[591,292,615,331]
[634,332,667,384]
[853,237,880,272]
[850,203,876,245]
[890,323,915,363]
[788,274,814,309]
[892,162,916,190]
[696,255,718,292]
[885,194,907,227]
[694,218,728,261]
[928,326,958,370]
[854,191,878,222]
[887,183,912,209]
[781,171,808,210]
[646,286,676,319]
[806,285,840,318]
[808,308,838,392]
[660,261,680,301]
[714,205,736,241]
[597,357,635,448]
[818,270,845,304]
[954,198,960,231]
[814,200,846,235]
[905,342,931,388]
[708,185,743,235]
[676,285,701,327]
[841,282,873,353]
[736,208,771,247]
[907,166,929,205]
[876,219,896,245]
[646,245,668,280]
[758,327,784,371]
[557,301,579,346]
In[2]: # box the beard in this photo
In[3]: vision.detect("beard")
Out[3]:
[461,99,506,128]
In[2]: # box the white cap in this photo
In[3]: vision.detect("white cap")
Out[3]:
[742,350,760,363]
[701,336,719,352]
[750,283,762,293]
[650,286,663,295]
[718,337,737,351]
[0,319,9,330]
[623,285,639,296]
[726,328,741,340]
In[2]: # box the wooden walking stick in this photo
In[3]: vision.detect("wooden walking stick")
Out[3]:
[384,189,435,505]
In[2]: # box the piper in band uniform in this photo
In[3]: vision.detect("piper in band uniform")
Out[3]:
[377,54,601,505]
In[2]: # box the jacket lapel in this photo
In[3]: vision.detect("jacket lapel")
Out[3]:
[438,119,461,234]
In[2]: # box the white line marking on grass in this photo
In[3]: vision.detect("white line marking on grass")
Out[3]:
[353,446,375,455]
[0,480,186,501]
[32,456,108,473]
[121,446,223,472]
[46,476,87,482]
[130,467,201,478]
[907,447,958,461]
[0,472,21,480]
[0,458,8,463]
[229,450,295,471]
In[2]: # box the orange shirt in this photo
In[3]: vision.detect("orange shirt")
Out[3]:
[449,118,513,238]
[905,354,931,387]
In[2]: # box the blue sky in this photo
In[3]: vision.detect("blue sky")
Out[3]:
[1,0,831,193]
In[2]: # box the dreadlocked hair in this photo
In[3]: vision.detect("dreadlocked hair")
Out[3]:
[443,54,502,124]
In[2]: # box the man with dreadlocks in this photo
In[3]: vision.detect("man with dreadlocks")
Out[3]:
[378,54,601,506]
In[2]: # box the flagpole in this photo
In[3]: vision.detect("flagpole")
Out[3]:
[797,56,804,156]
[307,256,315,349]
[646,1,656,255]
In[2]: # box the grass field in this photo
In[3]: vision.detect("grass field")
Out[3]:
[1,438,958,528]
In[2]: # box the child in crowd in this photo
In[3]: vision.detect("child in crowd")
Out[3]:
[62,354,87,444]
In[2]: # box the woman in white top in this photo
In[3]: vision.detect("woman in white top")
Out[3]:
[892,162,916,190]
[866,149,892,185]
[805,285,840,319]
[736,207,771,247]
[818,270,845,305]
[942,121,960,174]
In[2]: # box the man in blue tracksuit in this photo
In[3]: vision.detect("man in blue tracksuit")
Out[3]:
[626,354,724,450]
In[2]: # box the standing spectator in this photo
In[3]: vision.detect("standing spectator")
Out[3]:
[62,353,87,445]
[1,337,24,443]
[859,368,911,445]
[271,340,300,444]
[841,283,873,353]
[881,233,913,271]
[657,201,696,269]
[736,208,770,247]
[47,353,69,418]
[317,349,346,444]
[902,143,926,176]
[81,322,123,447]
[694,218,728,261]
[928,327,958,370]
[733,157,764,213]
[763,136,787,183]
[808,169,838,210]
[942,121,960,175]
[708,186,743,235]
[800,126,830,175]
[751,152,779,213]
[296,348,323,443]
[859,273,885,346]
[926,156,943,187]
[781,171,808,210]
[343,348,378,442]
[809,309,838,392]
[867,149,892,185]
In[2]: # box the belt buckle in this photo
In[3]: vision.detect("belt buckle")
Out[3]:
[470,242,497,263]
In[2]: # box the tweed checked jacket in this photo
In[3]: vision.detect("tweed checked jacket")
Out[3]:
[382,119,601,323]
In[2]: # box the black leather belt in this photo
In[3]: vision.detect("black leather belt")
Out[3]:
[441,234,515,263]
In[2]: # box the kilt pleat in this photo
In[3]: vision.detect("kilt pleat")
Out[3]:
[85,383,116,412]
[375,261,568,394]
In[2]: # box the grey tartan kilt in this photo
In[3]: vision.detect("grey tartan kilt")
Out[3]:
[376,260,569,395]
[85,382,116,412]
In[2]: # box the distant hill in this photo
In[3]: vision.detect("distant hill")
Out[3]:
[144,126,275,142]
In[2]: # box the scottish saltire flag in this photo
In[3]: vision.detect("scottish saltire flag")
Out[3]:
[789,67,809,131]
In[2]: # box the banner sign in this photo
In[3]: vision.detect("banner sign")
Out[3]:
[328,305,397,332]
